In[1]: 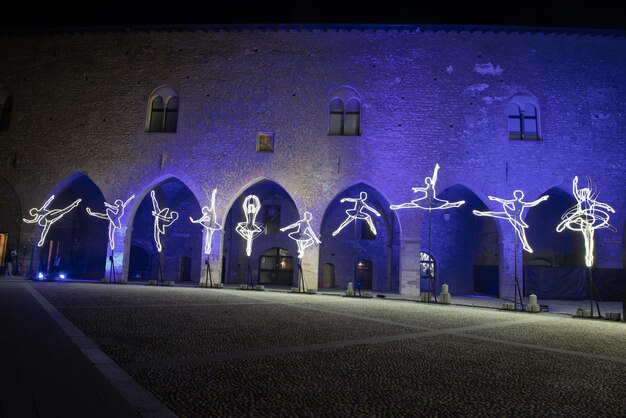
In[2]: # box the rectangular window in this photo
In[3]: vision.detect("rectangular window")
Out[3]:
[344,113,360,135]
[256,132,274,153]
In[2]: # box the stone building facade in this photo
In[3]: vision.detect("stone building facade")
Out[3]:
[0,25,625,299]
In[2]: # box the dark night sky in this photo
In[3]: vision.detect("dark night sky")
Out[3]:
[1,1,624,31]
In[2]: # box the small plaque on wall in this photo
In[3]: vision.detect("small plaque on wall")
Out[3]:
[256,132,274,153]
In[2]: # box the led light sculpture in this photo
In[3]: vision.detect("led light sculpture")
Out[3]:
[332,191,381,237]
[23,195,82,247]
[390,164,465,212]
[86,195,135,250]
[473,190,548,254]
[473,189,548,310]
[390,163,465,302]
[280,211,321,259]
[190,188,223,255]
[556,176,615,268]
[151,190,179,253]
[235,195,263,257]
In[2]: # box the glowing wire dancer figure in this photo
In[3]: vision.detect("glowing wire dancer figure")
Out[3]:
[235,195,263,256]
[23,195,82,247]
[189,188,222,255]
[390,164,465,211]
[556,176,615,267]
[332,191,381,236]
[150,190,179,253]
[280,211,321,258]
[86,195,135,250]
[473,190,548,253]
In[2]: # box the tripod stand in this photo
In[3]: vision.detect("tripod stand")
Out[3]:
[156,252,164,286]
[204,258,213,287]
[352,220,362,297]
[297,259,306,293]
[108,251,116,283]
[510,233,525,310]
[586,267,603,318]
[246,258,254,289]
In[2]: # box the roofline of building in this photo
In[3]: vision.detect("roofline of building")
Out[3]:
[2,23,625,38]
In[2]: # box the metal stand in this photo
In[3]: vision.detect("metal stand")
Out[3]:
[246,258,254,289]
[511,233,525,311]
[157,253,164,286]
[298,260,306,293]
[204,258,213,288]
[108,250,116,283]
[353,221,362,297]
[587,267,603,318]
[427,209,438,302]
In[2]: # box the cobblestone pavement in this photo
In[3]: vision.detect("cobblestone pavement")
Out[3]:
[32,282,626,417]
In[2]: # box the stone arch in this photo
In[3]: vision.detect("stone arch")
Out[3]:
[126,175,203,283]
[221,179,300,287]
[319,182,400,292]
[420,184,500,296]
[32,172,108,279]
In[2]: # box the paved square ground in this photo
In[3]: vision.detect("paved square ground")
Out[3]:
[32,282,626,417]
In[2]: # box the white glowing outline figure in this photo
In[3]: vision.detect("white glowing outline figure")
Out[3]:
[390,164,466,211]
[150,190,179,253]
[332,191,381,237]
[556,176,615,267]
[280,211,321,258]
[86,195,135,250]
[235,195,264,256]
[473,190,548,253]
[189,188,222,255]
[23,195,82,247]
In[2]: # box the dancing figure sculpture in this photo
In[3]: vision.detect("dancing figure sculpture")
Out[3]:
[280,211,321,258]
[235,195,264,256]
[390,164,465,211]
[86,195,135,250]
[151,190,178,253]
[23,195,82,247]
[556,176,615,267]
[332,191,381,236]
[473,190,547,253]
[190,188,222,255]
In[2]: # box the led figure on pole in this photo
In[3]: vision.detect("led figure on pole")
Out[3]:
[473,190,548,310]
[189,188,223,288]
[235,195,264,289]
[332,191,381,237]
[556,176,615,318]
[189,188,222,255]
[332,191,381,296]
[151,190,179,253]
[86,195,135,250]
[23,195,82,247]
[280,211,321,293]
[390,163,465,302]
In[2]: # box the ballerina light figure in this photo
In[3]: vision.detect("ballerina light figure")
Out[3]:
[332,191,381,236]
[86,195,135,250]
[390,163,465,211]
[556,176,615,267]
[235,195,264,256]
[151,190,179,253]
[473,190,548,253]
[23,195,82,247]
[189,188,222,255]
[280,211,321,258]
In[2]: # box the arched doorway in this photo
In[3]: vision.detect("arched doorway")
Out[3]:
[319,183,400,292]
[37,174,108,279]
[222,180,299,286]
[420,185,499,296]
[258,247,294,285]
[321,263,335,288]
[128,178,202,282]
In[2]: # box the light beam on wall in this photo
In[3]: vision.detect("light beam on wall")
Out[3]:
[190,188,222,255]
[280,211,321,258]
[556,176,615,267]
[235,195,263,256]
[150,190,178,253]
[473,190,548,253]
[332,191,381,236]
[86,195,135,250]
[23,195,82,247]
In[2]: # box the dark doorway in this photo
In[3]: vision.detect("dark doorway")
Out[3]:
[180,256,192,281]
[356,259,373,290]
[128,245,151,280]
[258,247,294,286]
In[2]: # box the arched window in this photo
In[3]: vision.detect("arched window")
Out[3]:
[0,95,12,132]
[507,95,540,140]
[146,86,179,133]
[328,87,361,136]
